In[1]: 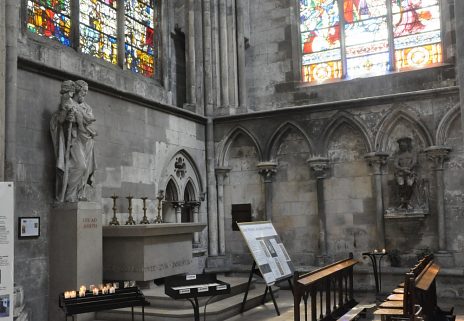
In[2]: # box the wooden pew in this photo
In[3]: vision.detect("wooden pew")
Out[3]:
[293,254,360,321]
[374,255,440,321]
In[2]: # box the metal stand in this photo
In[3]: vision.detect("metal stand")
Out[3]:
[240,261,293,316]
[362,251,388,295]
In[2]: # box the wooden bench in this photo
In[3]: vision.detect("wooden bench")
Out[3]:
[374,254,440,321]
[294,254,363,321]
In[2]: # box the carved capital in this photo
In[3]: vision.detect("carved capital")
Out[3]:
[257,162,278,183]
[307,157,330,179]
[215,167,231,185]
[364,152,389,175]
[171,201,184,210]
[424,146,452,170]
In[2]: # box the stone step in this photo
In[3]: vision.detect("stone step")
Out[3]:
[95,284,279,321]
[142,275,256,309]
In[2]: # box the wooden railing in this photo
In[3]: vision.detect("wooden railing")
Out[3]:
[293,254,358,321]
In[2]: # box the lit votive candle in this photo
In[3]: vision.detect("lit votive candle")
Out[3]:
[71,291,77,298]
[93,288,99,295]
[64,291,70,299]
[382,248,386,253]
[374,249,378,253]
[109,286,115,294]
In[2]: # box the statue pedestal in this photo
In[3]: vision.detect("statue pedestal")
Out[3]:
[49,202,102,321]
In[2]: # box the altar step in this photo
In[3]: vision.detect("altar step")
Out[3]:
[95,276,279,321]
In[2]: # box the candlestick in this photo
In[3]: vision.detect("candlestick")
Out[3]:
[110,193,120,225]
[140,197,150,224]
[154,190,164,223]
[126,194,136,225]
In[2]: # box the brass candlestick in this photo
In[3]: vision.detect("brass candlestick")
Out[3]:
[140,197,149,224]
[154,190,164,224]
[109,194,120,225]
[125,195,136,225]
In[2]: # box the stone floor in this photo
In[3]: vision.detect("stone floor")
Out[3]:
[225,290,464,321]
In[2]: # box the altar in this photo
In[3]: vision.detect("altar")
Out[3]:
[102,223,206,282]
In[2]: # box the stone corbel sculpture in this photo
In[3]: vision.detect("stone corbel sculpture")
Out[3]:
[393,137,417,210]
[50,80,97,202]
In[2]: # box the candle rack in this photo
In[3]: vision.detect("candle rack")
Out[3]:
[140,197,150,224]
[126,195,136,225]
[109,194,120,226]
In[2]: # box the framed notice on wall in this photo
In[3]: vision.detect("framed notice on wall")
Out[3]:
[238,221,294,286]
[0,183,14,321]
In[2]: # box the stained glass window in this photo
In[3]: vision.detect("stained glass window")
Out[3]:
[80,0,118,64]
[392,0,442,71]
[125,0,157,77]
[27,0,72,46]
[299,0,442,83]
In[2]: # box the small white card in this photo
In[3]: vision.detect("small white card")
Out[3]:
[198,287,208,293]
[216,285,227,290]
[186,275,197,280]
[179,289,191,294]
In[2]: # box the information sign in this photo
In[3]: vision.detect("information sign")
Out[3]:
[0,183,14,321]
[238,221,294,286]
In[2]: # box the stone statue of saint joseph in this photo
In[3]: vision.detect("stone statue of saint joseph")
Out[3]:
[50,80,97,202]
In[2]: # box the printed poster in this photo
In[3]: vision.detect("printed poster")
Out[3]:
[0,183,14,321]
[238,221,294,286]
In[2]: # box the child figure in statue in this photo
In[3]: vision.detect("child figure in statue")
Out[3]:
[393,137,417,210]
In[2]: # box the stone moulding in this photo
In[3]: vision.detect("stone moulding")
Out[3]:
[384,208,428,219]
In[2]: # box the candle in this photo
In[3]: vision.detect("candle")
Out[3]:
[64,291,70,299]
[70,291,76,298]
[113,282,119,289]
[109,286,115,294]
[79,290,86,297]
[93,288,99,295]
[374,249,378,253]
[382,248,386,253]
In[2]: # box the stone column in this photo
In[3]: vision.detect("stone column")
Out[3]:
[456,0,464,143]
[257,162,278,221]
[365,152,389,249]
[172,201,183,223]
[185,0,196,107]
[219,0,229,107]
[425,146,453,265]
[215,167,230,255]
[191,201,201,247]
[236,0,247,109]
[307,157,330,265]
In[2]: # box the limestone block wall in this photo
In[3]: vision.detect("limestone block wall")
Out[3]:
[214,91,464,269]
[14,67,207,320]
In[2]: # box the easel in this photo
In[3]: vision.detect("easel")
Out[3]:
[240,261,293,316]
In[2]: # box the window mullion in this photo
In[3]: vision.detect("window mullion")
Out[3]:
[71,0,80,51]
[154,1,162,82]
[386,0,395,72]
[117,0,125,69]
[338,0,347,79]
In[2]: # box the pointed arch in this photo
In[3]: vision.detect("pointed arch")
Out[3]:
[165,177,180,201]
[159,149,203,202]
[321,111,373,155]
[436,104,461,146]
[216,126,263,167]
[183,178,197,202]
[266,121,314,160]
[375,109,433,151]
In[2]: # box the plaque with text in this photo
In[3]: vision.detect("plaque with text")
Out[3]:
[0,183,14,321]
[238,221,294,286]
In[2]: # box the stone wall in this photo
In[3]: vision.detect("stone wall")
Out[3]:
[214,91,464,268]
[14,67,207,320]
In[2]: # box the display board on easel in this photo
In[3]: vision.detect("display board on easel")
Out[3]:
[238,221,294,285]
[0,183,14,321]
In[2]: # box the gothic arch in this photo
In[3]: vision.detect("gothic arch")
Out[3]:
[159,149,203,202]
[436,104,461,146]
[165,177,180,201]
[266,121,314,160]
[183,178,197,201]
[217,126,263,167]
[321,111,373,155]
[375,109,433,152]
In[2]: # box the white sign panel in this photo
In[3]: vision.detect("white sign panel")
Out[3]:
[238,221,294,286]
[0,183,14,321]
